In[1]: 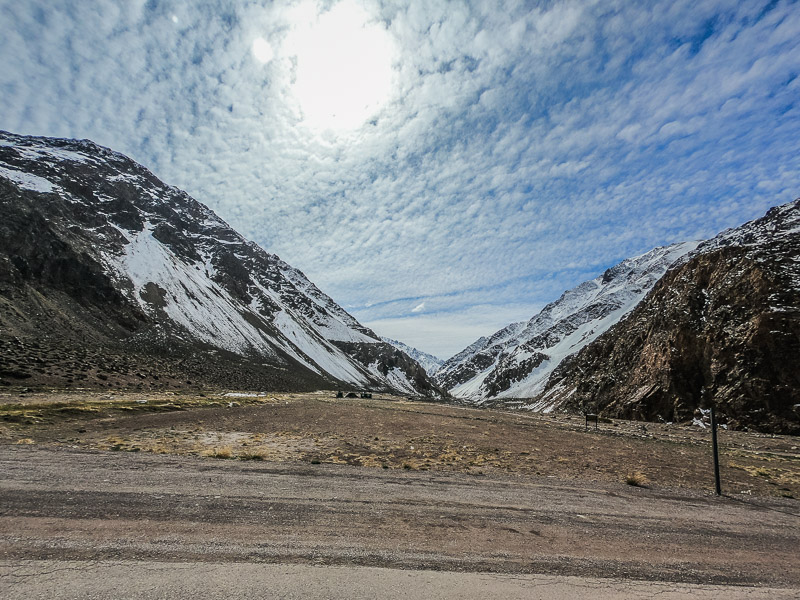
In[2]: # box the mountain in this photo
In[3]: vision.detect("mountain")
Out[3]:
[381,337,444,375]
[537,200,800,434]
[0,131,438,396]
[435,242,699,401]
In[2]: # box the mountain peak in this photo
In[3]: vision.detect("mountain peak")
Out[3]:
[381,337,443,375]
[434,241,699,401]
[0,131,438,396]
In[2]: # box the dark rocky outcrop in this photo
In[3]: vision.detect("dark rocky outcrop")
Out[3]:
[380,337,444,376]
[333,341,444,397]
[540,201,800,434]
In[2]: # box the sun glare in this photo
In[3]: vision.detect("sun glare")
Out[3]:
[284,1,395,131]
[252,37,274,64]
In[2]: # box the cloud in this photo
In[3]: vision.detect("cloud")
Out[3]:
[2,0,799,357]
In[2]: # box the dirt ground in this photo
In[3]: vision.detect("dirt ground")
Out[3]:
[1,444,799,588]
[1,388,798,498]
[2,389,800,592]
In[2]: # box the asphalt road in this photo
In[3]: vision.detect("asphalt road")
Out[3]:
[1,446,799,598]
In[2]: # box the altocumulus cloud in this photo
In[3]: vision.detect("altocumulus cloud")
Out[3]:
[1,0,799,358]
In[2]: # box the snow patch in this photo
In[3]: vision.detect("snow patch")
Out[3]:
[440,241,701,405]
[368,363,416,394]
[109,224,278,358]
[0,165,57,193]
[272,310,368,384]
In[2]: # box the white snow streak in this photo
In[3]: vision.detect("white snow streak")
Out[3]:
[111,225,278,357]
[0,166,57,193]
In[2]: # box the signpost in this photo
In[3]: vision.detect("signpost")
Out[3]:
[710,405,722,496]
[585,413,598,431]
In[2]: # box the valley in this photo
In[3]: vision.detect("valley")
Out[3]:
[3,2,800,596]
[2,132,798,596]
[2,388,798,497]
[1,391,800,596]
[2,132,798,436]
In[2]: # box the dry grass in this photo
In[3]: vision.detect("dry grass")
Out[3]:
[0,391,282,427]
[4,391,799,498]
[103,435,130,451]
[625,471,649,487]
[729,462,800,486]
[238,451,267,461]
[202,445,234,459]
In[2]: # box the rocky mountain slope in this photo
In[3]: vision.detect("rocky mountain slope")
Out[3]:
[435,242,699,401]
[537,200,800,434]
[381,337,443,375]
[0,131,438,395]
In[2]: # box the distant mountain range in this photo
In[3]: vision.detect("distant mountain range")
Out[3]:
[381,337,443,375]
[2,130,796,433]
[0,131,439,396]
[434,200,800,434]
[434,242,698,399]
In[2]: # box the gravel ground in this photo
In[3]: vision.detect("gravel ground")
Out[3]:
[2,390,799,497]
[1,445,798,589]
[3,561,799,600]
[2,391,798,597]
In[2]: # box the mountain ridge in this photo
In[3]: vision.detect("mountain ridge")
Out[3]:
[535,199,800,433]
[0,131,438,395]
[381,337,444,375]
[434,241,699,400]
[436,199,800,433]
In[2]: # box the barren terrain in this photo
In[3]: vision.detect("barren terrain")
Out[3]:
[1,389,799,597]
[1,389,798,497]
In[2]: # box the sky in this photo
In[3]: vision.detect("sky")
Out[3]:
[2,0,799,359]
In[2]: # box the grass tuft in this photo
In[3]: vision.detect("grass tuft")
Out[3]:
[625,471,649,487]
[203,446,234,459]
[238,452,266,461]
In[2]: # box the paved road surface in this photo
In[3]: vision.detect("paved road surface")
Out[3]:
[1,446,798,598]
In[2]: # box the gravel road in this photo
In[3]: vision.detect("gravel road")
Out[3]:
[3,561,799,599]
[1,445,798,597]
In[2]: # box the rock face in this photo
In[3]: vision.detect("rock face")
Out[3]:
[381,338,443,375]
[434,242,699,401]
[538,200,800,434]
[0,131,439,395]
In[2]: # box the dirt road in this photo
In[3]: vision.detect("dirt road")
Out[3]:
[1,445,798,597]
[3,561,798,600]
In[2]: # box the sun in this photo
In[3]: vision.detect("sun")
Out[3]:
[284,1,395,131]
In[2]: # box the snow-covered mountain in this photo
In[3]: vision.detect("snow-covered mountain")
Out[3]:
[434,242,699,402]
[0,131,437,395]
[436,199,800,433]
[381,337,444,375]
[538,199,800,434]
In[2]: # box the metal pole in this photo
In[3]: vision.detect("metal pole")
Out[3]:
[710,405,721,495]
